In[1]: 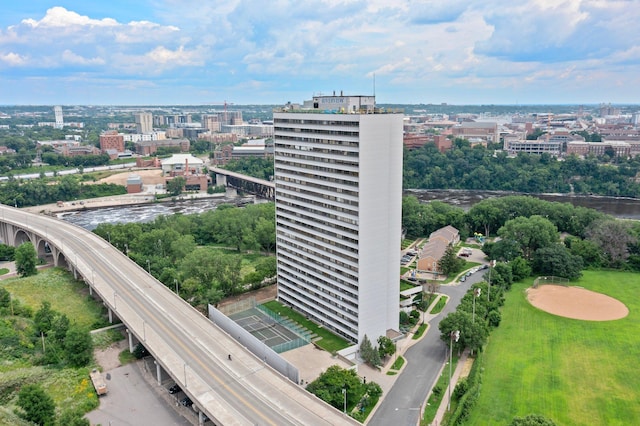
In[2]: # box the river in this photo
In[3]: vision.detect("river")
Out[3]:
[406,189,640,220]
[60,190,640,230]
[60,195,256,230]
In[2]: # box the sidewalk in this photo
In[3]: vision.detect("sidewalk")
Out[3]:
[432,348,470,425]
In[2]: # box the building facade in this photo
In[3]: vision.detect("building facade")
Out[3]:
[54,106,64,129]
[135,112,153,134]
[273,95,402,346]
[99,131,125,153]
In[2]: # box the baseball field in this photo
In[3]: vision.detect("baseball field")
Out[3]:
[466,270,640,425]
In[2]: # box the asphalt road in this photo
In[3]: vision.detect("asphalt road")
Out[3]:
[369,272,484,426]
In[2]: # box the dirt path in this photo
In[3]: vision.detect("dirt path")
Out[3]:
[94,337,129,371]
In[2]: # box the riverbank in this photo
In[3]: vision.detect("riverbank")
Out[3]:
[21,191,233,216]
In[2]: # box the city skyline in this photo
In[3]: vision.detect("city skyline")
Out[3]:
[1,1,639,106]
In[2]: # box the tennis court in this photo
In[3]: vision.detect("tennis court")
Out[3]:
[228,304,312,353]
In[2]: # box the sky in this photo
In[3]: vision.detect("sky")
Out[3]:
[0,0,639,105]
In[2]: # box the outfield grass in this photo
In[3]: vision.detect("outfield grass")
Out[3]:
[467,270,640,425]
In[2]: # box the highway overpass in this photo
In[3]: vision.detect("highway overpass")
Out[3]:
[0,205,357,426]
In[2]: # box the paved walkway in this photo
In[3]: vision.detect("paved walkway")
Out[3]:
[433,348,470,425]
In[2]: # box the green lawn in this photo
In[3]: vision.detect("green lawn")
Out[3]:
[400,280,417,292]
[429,295,448,314]
[2,268,107,329]
[421,355,460,425]
[467,270,640,425]
[261,300,351,353]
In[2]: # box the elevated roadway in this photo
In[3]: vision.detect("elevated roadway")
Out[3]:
[0,205,356,426]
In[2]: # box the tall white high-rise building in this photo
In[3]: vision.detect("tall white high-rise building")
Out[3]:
[274,94,402,346]
[54,106,64,129]
[135,112,153,134]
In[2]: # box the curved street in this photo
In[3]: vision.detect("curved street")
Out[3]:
[369,273,481,426]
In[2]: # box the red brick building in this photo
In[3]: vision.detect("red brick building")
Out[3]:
[99,131,125,153]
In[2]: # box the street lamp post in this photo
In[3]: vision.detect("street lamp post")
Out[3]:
[472,287,482,324]
[448,330,460,412]
[487,260,495,302]
[342,388,347,414]
[175,278,179,296]
[146,259,151,274]
[124,243,129,257]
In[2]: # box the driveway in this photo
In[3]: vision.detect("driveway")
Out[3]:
[369,271,485,426]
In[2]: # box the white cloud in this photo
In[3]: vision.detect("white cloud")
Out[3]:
[0,52,27,66]
[21,7,119,29]
[61,50,105,66]
[145,45,202,66]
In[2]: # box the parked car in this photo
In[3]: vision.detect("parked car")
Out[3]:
[169,384,181,394]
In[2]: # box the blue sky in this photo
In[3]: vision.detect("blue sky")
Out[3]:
[0,1,639,105]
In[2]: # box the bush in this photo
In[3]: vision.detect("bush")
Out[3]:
[487,310,502,327]
[133,343,149,359]
[453,378,468,400]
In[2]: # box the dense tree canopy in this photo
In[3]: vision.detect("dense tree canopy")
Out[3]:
[93,203,277,308]
[497,216,559,260]
[403,141,640,197]
[532,244,584,280]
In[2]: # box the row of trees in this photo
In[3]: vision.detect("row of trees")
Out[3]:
[404,140,640,196]
[40,152,111,168]
[93,203,277,308]
[0,175,126,207]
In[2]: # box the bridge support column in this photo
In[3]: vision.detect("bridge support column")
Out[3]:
[88,285,93,296]
[127,329,134,353]
[198,411,205,426]
[108,308,113,324]
[155,361,162,385]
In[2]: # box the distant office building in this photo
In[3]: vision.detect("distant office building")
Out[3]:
[99,131,125,153]
[273,94,402,348]
[135,112,153,134]
[202,114,221,132]
[452,121,499,143]
[54,106,64,129]
[135,138,190,156]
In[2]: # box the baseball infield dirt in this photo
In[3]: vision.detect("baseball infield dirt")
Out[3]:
[527,285,628,321]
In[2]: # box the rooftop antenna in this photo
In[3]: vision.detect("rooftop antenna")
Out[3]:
[373,73,376,97]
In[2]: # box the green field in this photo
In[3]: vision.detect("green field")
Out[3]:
[0,268,107,424]
[2,267,107,329]
[467,270,640,425]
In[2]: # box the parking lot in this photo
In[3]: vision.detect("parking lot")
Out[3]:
[85,362,192,426]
